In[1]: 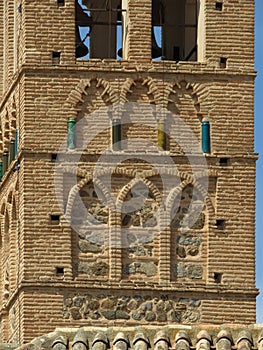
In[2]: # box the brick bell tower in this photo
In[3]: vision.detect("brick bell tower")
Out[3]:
[0,0,257,346]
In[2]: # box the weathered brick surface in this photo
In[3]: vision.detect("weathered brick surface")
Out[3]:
[0,0,257,346]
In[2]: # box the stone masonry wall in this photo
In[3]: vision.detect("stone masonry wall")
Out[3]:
[11,291,258,344]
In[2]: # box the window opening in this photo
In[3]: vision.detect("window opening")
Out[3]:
[219,158,229,166]
[213,272,223,283]
[216,219,225,231]
[50,214,60,224]
[152,0,198,61]
[51,154,58,161]
[76,0,125,59]
[56,267,64,276]
[52,51,61,64]
[215,1,223,11]
[220,57,227,68]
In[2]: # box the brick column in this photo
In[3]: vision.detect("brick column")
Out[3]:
[126,0,151,61]
[159,209,171,284]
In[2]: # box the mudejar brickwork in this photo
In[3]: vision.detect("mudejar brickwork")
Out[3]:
[0,0,258,347]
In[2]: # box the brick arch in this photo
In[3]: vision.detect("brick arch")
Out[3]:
[58,166,87,178]
[65,77,149,123]
[9,95,17,141]
[190,82,210,119]
[3,208,10,249]
[3,189,18,233]
[65,78,118,116]
[120,83,159,150]
[1,189,17,220]
[11,196,17,221]
[65,177,115,220]
[164,80,204,154]
[2,108,10,152]
[166,180,189,215]
[54,166,89,209]
[0,202,6,216]
[143,78,175,109]
[65,180,91,219]
[0,94,18,157]
[169,79,210,120]
[0,180,17,216]
[8,190,19,293]
[0,185,18,253]
[145,167,180,179]
[166,179,215,219]
[119,78,136,104]
[94,164,178,180]
[72,78,117,150]
[93,177,116,211]
[0,215,2,247]
[77,176,115,210]
[0,202,6,259]
[5,181,19,215]
[7,192,12,204]
[174,80,201,114]
[93,167,135,179]
[125,77,155,104]
[168,180,211,283]
[1,203,10,303]
[0,198,6,294]
[0,121,3,154]
[195,171,217,215]
[92,167,165,209]
[116,177,162,213]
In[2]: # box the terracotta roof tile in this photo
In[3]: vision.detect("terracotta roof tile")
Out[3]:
[72,329,89,350]
[16,325,263,350]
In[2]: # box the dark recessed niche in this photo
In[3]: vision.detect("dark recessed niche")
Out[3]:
[52,51,61,64]
[220,158,230,166]
[215,2,223,11]
[216,219,225,230]
[220,57,227,68]
[57,0,65,6]
[214,272,223,283]
[56,267,64,276]
[50,214,60,224]
[51,154,57,161]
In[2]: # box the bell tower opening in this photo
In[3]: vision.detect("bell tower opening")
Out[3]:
[152,0,199,61]
[75,0,125,59]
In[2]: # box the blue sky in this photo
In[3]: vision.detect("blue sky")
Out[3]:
[255,0,263,322]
